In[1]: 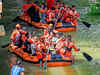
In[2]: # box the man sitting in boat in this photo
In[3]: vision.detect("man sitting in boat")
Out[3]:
[40,4,47,24]
[10,24,26,48]
[30,36,37,56]
[63,35,80,57]
[70,5,79,25]
[27,1,40,22]
[46,7,56,25]
[55,35,66,55]
[22,32,31,53]
[55,34,80,57]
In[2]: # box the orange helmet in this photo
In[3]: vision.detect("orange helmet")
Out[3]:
[16,24,21,28]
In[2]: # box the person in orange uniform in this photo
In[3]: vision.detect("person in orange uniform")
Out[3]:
[39,37,47,53]
[64,35,80,57]
[62,7,72,23]
[27,1,40,22]
[46,7,56,25]
[69,5,79,25]
[22,2,32,16]
[43,24,53,39]
[40,4,47,23]
[11,24,26,48]
[47,0,55,9]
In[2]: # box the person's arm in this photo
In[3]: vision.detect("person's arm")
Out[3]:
[20,67,28,75]
[70,42,80,52]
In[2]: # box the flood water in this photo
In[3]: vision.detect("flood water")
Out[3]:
[23,24,100,75]
[24,60,100,75]
[1,23,100,75]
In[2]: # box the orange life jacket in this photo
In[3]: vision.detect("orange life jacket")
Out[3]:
[47,0,55,9]
[64,11,72,23]
[40,9,46,13]
[69,10,79,25]
[11,30,21,42]
[21,34,27,42]
[39,41,46,51]
[23,4,32,12]
[36,51,42,59]
[47,11,55,22]
[64,41,79,56]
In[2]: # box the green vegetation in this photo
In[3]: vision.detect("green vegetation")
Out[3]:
[88,2,100,15]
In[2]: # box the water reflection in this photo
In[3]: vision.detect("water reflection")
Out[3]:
[26,65,78,75]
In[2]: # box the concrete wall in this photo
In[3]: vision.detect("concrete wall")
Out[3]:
[16,0,24,8]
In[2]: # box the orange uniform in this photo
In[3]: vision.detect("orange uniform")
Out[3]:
[64,41,79,57]
[47,0,55,9]
[69,10,79,25]
[23,4,32,12]
[64,11,72,23]
[11,29,26,42]
[40,9,46,13]
[21,34,27,42]
[36,51,42,59]
[32,3,40,12]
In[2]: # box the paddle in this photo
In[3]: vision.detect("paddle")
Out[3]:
[78,18,91,28]
[1,43,10,48]
[82,52,93,61]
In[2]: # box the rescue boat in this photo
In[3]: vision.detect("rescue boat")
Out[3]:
[18,15,76,32]
[8,44,72,67]
[18,14,48,29]
[55,22,77,32]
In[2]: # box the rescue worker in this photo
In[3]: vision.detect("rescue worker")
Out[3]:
[47,7,56,25]
[22,2,32,15]
[11,24,26,48]
[30,36,39,56]
[64,35,80,57]
[27,1,40,22]
[47,0,55,9]
[69,5,79,25]
[43,24,53,39]
[30,37,36,56]
[52,33,60,45]
[40,4,47,24]
[61,7,72,24]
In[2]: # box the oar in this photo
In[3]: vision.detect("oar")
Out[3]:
[82,52,93,61]
[1,43,10,48]
[78,18,91,28]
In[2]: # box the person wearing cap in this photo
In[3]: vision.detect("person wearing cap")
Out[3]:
[10,24,26,48]
[11,61,24,75]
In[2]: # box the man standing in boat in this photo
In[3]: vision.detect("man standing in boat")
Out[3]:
[10,24,26,48]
